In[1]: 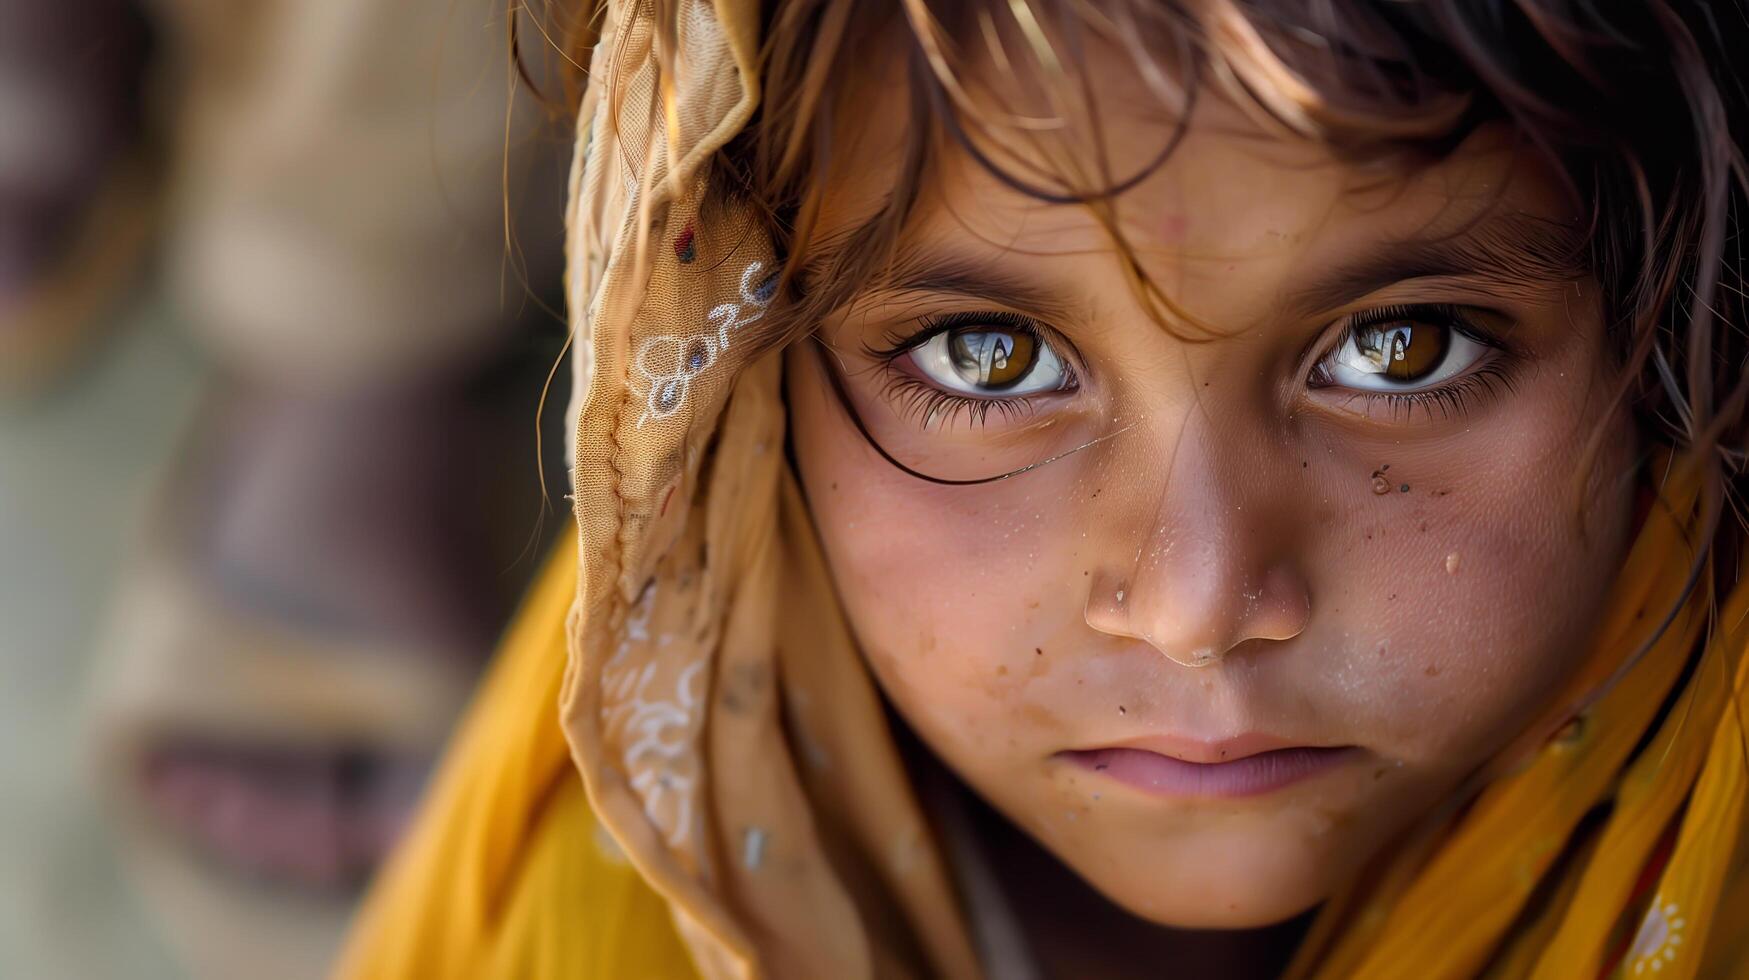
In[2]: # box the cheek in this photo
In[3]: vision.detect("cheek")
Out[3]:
[789,360,1090,753]
[1308,369,1636,769]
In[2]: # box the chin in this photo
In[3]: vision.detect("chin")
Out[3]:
[1106,866,1329,930]
[1052,821,1348,929]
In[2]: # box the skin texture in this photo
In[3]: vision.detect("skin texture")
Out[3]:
[783,35,1637,947]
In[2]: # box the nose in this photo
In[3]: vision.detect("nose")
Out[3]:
[1083,420,1311,668]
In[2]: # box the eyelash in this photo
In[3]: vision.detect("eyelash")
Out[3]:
[863,311,1080,430]
[863,303,1517,429]
[1327,367,1519,422]
[1307,303,1519,422]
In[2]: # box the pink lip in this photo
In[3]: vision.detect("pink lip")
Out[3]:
[1061,737,1362,799]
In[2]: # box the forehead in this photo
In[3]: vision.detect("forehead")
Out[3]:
[813,31,1577,298]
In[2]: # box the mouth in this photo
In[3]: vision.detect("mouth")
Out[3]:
[134,734,430,893]
[1061,738,1364,799]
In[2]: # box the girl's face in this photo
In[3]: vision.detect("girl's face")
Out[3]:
[786,47,1636,928]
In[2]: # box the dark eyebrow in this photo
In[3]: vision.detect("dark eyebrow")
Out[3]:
[801,240,1080,325]
[1284,212,1590,316]
[803,211,1587,332]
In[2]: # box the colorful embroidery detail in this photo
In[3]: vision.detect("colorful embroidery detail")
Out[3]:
[633,260,778,427]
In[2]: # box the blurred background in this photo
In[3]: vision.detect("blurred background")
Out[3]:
[1,1,573,976]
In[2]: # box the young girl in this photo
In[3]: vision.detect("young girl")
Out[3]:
[339,0,1749,976]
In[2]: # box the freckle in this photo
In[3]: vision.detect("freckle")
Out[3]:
[1424,663,1441,676]
[1387,593,1396,601]
[1374,768,1389,780]
[831,482,838,491]
[1399,484,1410,493]
[1445,552,1461,575]
[1035,647,1044,656]
[1219,749,1228,759]
[1418,521,1428,532]
[1118,705,1127,715]
[997,665,1008,676]
[1301,461,1308,468]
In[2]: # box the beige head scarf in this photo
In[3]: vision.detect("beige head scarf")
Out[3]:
[343,0,979,974]
[559,0,977,974]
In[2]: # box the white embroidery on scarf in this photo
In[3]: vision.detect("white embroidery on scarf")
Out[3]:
[741,827,767,871]
[601,585,708,848]
[632,260,775,428]
[1629,897,1685,973]
[618,660,705,847]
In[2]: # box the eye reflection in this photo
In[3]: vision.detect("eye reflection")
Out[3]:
[1323,315,1489,393]
[1359,322,1446,380]
[910,325,1067,396]
[949,330,1034,387]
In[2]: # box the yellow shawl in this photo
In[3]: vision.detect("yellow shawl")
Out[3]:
[337,0,1749,976]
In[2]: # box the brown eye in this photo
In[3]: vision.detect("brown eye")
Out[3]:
[947,329,1037,388]
[908,325,1066,397]
[1321,313,1488,394]
[1354,321,1449,382]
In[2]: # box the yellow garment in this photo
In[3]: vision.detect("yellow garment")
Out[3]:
[337,0,1749,975]
[336,541,695,978]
